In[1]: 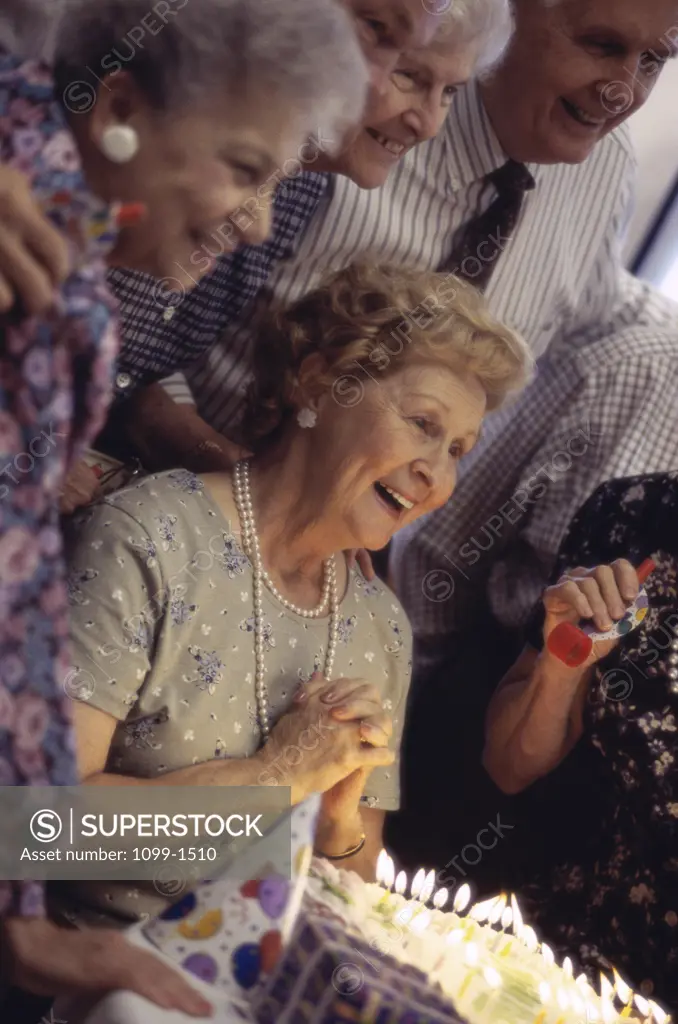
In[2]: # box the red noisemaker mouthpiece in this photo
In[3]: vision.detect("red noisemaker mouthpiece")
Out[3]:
[546,558,656,668]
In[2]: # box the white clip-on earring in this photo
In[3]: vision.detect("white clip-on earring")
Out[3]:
[297,408,317,429]
[100,124,140,163]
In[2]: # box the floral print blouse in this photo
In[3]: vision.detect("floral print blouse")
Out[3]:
[0,50,119,917]
[60,470,412,925]
[521,473,678,1008]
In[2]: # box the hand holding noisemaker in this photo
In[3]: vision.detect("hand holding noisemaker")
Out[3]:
[547,558,656,668]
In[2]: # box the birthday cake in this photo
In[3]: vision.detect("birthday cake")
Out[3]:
[268,855,667,1024]
[141,799,670,1024]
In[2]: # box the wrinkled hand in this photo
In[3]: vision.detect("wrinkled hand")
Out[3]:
[60,459,100,514]
[318,676,392,824]
[0,166,69,317]
[543,560,640,669]
[257,674,394,803]
[1,917,213,1016]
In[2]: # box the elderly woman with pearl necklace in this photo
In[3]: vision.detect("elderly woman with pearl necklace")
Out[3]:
[57,263,531,929]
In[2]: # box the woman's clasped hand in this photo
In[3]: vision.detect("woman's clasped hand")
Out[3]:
[257,673,395,804]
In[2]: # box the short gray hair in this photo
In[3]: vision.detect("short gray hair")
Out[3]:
[7,0,368,153]
[436,0,514,74]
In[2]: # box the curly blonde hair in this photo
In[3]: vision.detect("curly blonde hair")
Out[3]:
[241,263,533,450]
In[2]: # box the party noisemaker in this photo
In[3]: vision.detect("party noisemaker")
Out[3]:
[547,558,656,668]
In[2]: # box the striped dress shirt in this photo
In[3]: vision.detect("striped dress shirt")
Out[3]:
[160,80,678,656]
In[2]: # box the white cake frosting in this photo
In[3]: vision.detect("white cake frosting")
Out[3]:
[305,858,663,1024]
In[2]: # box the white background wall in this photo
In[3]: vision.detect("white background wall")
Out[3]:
[624,60,678,265]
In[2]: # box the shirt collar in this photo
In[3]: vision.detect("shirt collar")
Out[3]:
[444,79,541,189]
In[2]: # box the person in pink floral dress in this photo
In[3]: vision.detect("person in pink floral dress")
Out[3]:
[0,0,367,1014]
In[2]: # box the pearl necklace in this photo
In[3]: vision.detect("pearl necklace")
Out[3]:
[233,459,340,739]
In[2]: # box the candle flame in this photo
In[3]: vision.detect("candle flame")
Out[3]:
[501,906,513,931]
[489,893,507,924]
[634,995,651,1017]
[446,928,464,945]
[453,882,472,913]
[556,988,570,1011]
[521,926,539,952]
[599,975,615,1003]
[649,1000,669,1024]
[410,868,426,899]
[420,869,437,904]
[395,870,407,895]
[576,973,590,992]
[586,1003,601,1022]
[540,942,555,967]
[469,897,497,923]
[376,849,389,886]
[562,956,573,978]
[483,966,502,989]
[510,894,524,935]
[433,887,449,910]
[538,981,552,1005]
[383,854,396,891]
[613,969,632,1005]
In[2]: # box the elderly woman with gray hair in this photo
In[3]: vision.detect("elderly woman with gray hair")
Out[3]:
[0,0,366,1018]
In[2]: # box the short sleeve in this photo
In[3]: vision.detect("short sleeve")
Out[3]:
[64,502,166,722]
[360,611,413,813]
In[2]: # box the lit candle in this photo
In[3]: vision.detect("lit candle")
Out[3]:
[395,870,407,896]
[419,870,437,905]
[648,1000,670,1024]
[489,894,507,925]
[383,854,396,891]
[600,975,616,1004]
[433,887,449,910]
[376,849,389,886]
[510,894,524,937]
[501,906,513,931]
[634,994,652,1019]
[540,942,556,968]
[562,957,573,979]
[521,925,539,953]
[613,969,633,1017]
[453,883,472,914]
[469,897,498,923]
[410,868,426,900]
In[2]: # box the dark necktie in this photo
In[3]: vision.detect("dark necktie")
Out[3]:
[439,159,535,292]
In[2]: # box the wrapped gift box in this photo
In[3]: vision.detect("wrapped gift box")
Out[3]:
[252,913,468,1024]
[142,795,320,1002]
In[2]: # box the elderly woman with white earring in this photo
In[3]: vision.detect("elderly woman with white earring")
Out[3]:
[0,0,366,1016]
[55,262,532,931]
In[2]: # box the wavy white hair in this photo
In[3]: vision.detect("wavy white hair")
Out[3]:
[436,0,515,74]
[1,0,368,155]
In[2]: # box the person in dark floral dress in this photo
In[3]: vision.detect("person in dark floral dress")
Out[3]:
[484,472,678,1009]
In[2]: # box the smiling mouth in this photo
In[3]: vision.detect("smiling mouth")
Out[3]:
[374,481,415,517]
[365,128,407,158]
[561,98,607,129]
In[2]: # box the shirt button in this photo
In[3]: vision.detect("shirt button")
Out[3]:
[163,307,175,322]
[115,372,132,390]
